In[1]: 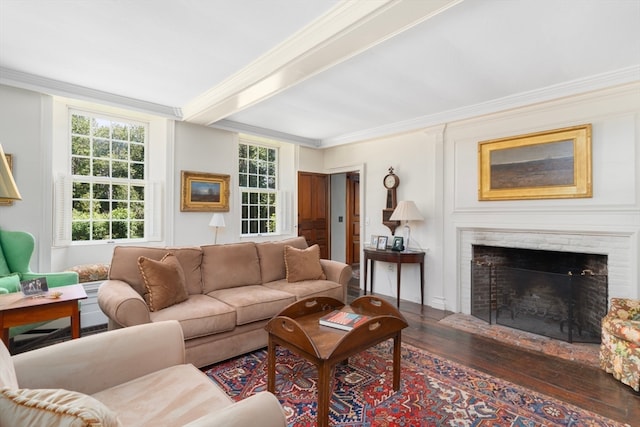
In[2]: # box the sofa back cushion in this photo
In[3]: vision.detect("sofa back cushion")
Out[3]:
[256,237,308,283]
[109,246,203,295]
[201,243,262,292]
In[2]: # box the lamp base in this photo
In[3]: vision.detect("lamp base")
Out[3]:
[402,223,411,251]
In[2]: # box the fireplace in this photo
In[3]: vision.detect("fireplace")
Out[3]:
[471,245,607,343]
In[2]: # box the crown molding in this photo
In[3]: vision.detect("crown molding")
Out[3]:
[182,0,461,126]
[211,119,321,148]
[0,67,183,120]
[320,66,640,148]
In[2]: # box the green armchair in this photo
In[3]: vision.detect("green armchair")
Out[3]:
[0,228,78,338]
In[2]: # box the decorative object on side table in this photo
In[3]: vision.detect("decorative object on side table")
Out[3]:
[389,200,423,250]
[370,235,379,248]
[391,236,404,252]
[319,310,370,331]
[376,235,388,250]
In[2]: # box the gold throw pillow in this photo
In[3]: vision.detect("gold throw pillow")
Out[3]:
[284,244,326,283]
[137,253,189,312]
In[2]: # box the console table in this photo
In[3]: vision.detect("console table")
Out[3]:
[363,248,425,308]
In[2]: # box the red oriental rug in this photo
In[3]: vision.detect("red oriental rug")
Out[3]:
[204,341,626,426]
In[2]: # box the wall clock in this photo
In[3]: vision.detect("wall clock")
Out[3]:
[382,167,400,235]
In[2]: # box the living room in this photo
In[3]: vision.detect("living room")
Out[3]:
[0,0,639,425]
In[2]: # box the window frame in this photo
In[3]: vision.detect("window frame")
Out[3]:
[238,138,279,236]
[68,109,149,243]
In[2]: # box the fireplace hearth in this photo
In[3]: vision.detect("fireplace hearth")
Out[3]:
[471,245,607,343]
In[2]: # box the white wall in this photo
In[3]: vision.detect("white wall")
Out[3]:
[322,82,640,310]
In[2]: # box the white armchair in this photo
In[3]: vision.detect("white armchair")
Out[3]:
[1,320,286,426]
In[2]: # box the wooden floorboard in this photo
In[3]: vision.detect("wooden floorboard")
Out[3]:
[348,281,639,425]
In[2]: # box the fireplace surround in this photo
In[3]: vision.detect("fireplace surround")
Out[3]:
[471,245,607,343]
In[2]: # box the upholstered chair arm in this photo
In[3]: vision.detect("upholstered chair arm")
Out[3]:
[12,321,185,395]
[98,279,151,327]
[607,297,640,319]
[21,271,79,287]
[183,392,286,427]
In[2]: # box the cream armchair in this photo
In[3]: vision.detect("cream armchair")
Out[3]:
[0,320,286,426]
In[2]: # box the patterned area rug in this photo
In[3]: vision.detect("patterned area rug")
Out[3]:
[204,341,626,426]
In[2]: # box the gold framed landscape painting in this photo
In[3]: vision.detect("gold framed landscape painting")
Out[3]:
[478,124,592,201]
[181,171,230,212]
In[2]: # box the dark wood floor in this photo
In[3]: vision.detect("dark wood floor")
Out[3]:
[347,281,639,425]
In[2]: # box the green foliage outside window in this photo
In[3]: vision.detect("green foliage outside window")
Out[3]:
[239,141,277,235]
[70,113,146,241]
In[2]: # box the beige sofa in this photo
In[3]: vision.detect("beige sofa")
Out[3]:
[0,320,286,427]
[98,237,352,368]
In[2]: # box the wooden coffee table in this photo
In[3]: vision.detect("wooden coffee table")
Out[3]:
[0,284,87,349]
[265,295,408,427]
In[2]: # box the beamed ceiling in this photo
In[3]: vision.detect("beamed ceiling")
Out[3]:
[1,0,639,147]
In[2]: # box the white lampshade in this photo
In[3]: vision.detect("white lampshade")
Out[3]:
[389,200,423,250]
[389,201,423,222]
[209,213,226,228]
[0,144,21,200]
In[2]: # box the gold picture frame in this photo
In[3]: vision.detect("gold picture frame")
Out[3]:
[180,171,230,212]
[0,154,14,206]
[478,124,592,201]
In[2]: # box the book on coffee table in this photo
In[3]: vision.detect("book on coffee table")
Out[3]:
[319,310,370,331]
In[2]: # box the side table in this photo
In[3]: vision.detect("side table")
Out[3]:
[0,284,87,350]
[363,248,425,308]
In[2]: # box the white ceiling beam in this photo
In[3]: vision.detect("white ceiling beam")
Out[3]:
[182,0,462,126]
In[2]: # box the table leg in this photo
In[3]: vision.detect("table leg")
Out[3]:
[71,303,81,339]
[420,260,425,306]
[370,259,375,295]
[267,338,276,393]
[317,362,332,427]
[396,263,402,308]
[393,333,402,391]
[363,256,369,295]
[1,319,8,349]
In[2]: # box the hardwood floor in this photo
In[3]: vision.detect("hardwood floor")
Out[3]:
[347,280,639,425]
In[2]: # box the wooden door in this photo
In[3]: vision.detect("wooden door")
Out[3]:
[346,172,360,265]
[298,172,329,258]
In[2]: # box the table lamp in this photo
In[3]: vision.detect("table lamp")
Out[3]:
[389,200,423,250]
[0,144,21,200]
[209,213,225,244]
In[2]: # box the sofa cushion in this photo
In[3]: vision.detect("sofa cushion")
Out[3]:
[0,341,17,389]
[284,244,326,283]
[149,295,236,340]
[0,387,121,427]
[138,253,189,312]
[256,237,308,283]
[201,243,262,293]
[109,246,203,296]
[91,364,232,426]
[0,273,21,294]
[263,279,344,302]
[208,285,295,325]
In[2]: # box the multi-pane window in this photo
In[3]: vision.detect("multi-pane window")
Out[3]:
[70,112,146,241]
[238,141,277,235]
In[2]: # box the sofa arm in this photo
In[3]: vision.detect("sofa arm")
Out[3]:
[320,259,352,286]
[12,321,185,395]
[21,271,79,287]
[183,392,286,427]
[98,279,151,327]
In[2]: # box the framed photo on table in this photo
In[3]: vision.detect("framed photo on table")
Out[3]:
[377,236,388,250]
[20,277,48,296]
[370,235,379,248]
[391,236,404,251]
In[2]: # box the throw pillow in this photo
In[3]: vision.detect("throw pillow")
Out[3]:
[137,253,189,312]
[284,244,326,283]
[0,387,122,427]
